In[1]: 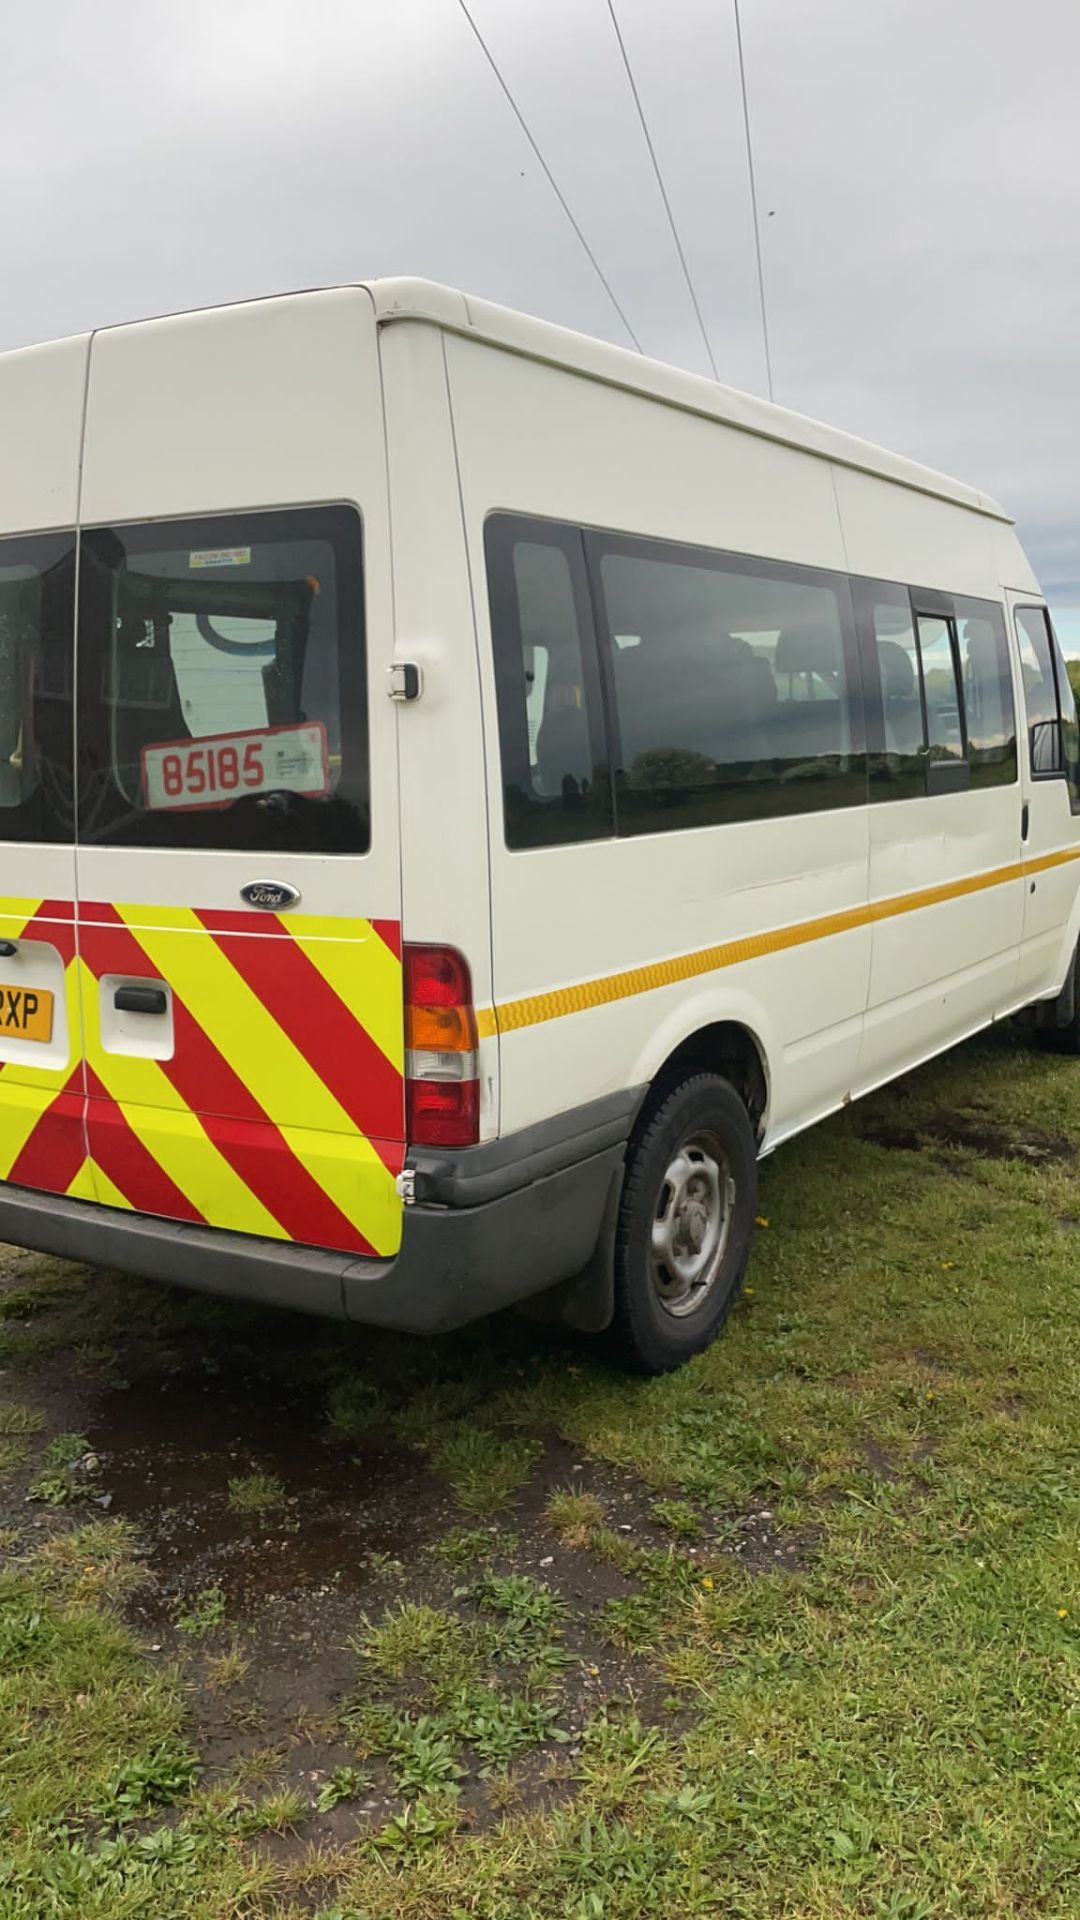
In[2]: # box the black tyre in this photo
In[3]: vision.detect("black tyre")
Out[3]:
[608,1072,758,1374]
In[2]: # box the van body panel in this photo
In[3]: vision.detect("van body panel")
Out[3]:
[831,464,1003,601]
[378,319,499,1136]
[73,291,404,1256]
[0,279,1072,1337]
[443,331,870,1143]
[857,786,1025,1084]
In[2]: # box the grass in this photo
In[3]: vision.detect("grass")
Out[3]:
[544,1487,604,1546]
[8,1030,1080,1912]
[428,1424,540,1516]
[226,1470,284,1513]
[0,1402,44,1437]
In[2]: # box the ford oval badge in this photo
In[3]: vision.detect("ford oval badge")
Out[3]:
[241,881,301,911]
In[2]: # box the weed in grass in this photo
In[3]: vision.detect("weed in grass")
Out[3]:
[474,1569,566,1649]
[227,1470,284,1513]
[651,1497,704,1540]
[27,1430,93,1506]
[440,1683,569,1768]
[42,1430,89,1466]
[175,1585,226,1636]
[0,1436,26,1474]
[26,1465,88,1506]
[0,1401,44,1435]
[385,1714,465,1797]
[204,1640,250,1690]
[373,1792,460,1855]
[96,1738,201,1818]
[315,1764,370,1811]
[545,1486,604,1546]
[430,1423,540,1515]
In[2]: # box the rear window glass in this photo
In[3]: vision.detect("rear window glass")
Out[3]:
[77,506,368,853]
[0,530,75,844]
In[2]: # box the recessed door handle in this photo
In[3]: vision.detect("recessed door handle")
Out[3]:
[1021,802,1030,841]
[0,941,16,958]
[114,985,167,1016]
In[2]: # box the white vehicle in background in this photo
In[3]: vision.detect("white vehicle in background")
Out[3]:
[0,279,1076,1371]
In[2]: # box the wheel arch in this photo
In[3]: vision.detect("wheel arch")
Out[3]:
[627,1000,773,1144]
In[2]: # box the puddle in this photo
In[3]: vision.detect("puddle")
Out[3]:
[863,1111,1074,1165]
[85,1371,440,1624]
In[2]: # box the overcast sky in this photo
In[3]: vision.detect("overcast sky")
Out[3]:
[4,0,1079,632]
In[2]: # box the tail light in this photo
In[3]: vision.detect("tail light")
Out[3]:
[404,944,480,1148]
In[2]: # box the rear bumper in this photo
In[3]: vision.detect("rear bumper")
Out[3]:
[0,1089,640,1333]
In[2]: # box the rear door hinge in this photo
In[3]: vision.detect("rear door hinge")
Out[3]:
[387,661,424,703]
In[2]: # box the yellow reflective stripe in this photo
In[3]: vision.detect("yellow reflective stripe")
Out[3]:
[65,1158,96,1202]
[485,848,1079,1039]
[0,899,45,933]
[88,1161,133,1211]
[114,906,362,1137]
[0,1082,55,1178]
[290,917,404,1073]
[87,1042,286,1240]
[277,1121,401,1256]
[1027,845,1080,879]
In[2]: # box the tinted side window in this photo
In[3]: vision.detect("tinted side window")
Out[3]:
[1013,606,1059,740]
[1048,619,1080,805]
[588,536,865,834]
[77,507,368,853]
[955,600,1016,788]
[485,516,611,849]
[915,615,964,763]
[0,531,75,843]
[1014,603,1079,799]
[857,583,926,798]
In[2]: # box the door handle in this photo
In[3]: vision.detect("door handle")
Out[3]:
[1021,802,1030,842]
[114,985,167,1016]
[0,941,16,958]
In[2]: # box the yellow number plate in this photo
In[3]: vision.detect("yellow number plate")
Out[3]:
[0,985,54,1043]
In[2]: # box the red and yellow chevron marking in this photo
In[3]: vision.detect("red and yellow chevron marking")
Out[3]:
[0,898,405,1259]
[0,900,85,1195]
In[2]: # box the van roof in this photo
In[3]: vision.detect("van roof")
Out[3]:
[4,276,1008,523]
[363,277,1010,523]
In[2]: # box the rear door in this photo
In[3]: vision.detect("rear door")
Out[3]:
[72,292,404,1260]
[0,339,88,1197]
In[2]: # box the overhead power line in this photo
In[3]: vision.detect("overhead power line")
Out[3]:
[605,0,719,381]
[733,0,774,401]
[455,0,644,352]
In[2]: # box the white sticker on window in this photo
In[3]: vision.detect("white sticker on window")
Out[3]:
[188,547,252,570]
[140,722,329,812]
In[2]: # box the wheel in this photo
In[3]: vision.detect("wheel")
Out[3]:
[608,1072,758,1373]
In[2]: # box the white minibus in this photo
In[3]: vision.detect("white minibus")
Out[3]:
[0,279,1076,1370]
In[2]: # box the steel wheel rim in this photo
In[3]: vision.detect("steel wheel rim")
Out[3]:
[649,1129,735,1319]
